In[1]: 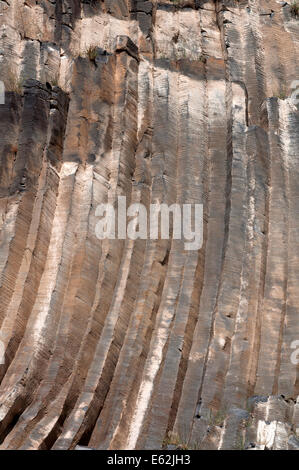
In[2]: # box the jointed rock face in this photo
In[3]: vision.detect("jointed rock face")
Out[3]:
[0,0,298,450]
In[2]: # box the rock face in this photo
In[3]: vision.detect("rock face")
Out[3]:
[0,0,298,450]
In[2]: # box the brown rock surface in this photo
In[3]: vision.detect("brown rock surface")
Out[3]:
[0,0,298,450]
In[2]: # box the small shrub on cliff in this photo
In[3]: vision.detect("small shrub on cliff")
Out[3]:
[169,0,184,5]
[290,2,299,17]
[51,74,60,87]
[208,408,227,427]
[85,45,97,63]
[234,432,246,450]
[274,87,287,100]
[162,431,198,450]
[163,431,186,449]
[5,69,24,94]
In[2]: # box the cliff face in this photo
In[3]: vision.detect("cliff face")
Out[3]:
[0,0,298,450]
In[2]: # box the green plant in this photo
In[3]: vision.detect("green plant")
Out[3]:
[244,415,253,428]
[246,398,255,414]
[234,432,246,450]
[273,85,288,100]
[162,431,201,450]
[85,45,97,62]
[5,70,24,94]
[208,408,227,427]
[51,74,60,87]
[277,90,287,100]
[162,431,189,449]
[290,2,299,17]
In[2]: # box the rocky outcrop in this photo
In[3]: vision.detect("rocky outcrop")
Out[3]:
[0,0,298,450]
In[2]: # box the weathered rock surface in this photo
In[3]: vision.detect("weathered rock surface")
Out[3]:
[0,0,298,450]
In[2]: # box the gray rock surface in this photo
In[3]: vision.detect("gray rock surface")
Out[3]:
[0,0,298,450]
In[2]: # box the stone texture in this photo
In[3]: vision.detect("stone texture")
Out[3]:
[0,0,298,450]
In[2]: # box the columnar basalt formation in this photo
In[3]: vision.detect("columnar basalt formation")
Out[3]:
[0,0,298,450]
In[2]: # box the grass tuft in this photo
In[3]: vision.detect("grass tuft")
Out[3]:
[290,1,299,17]
[85,45,97,62]
[4,70,24,94]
